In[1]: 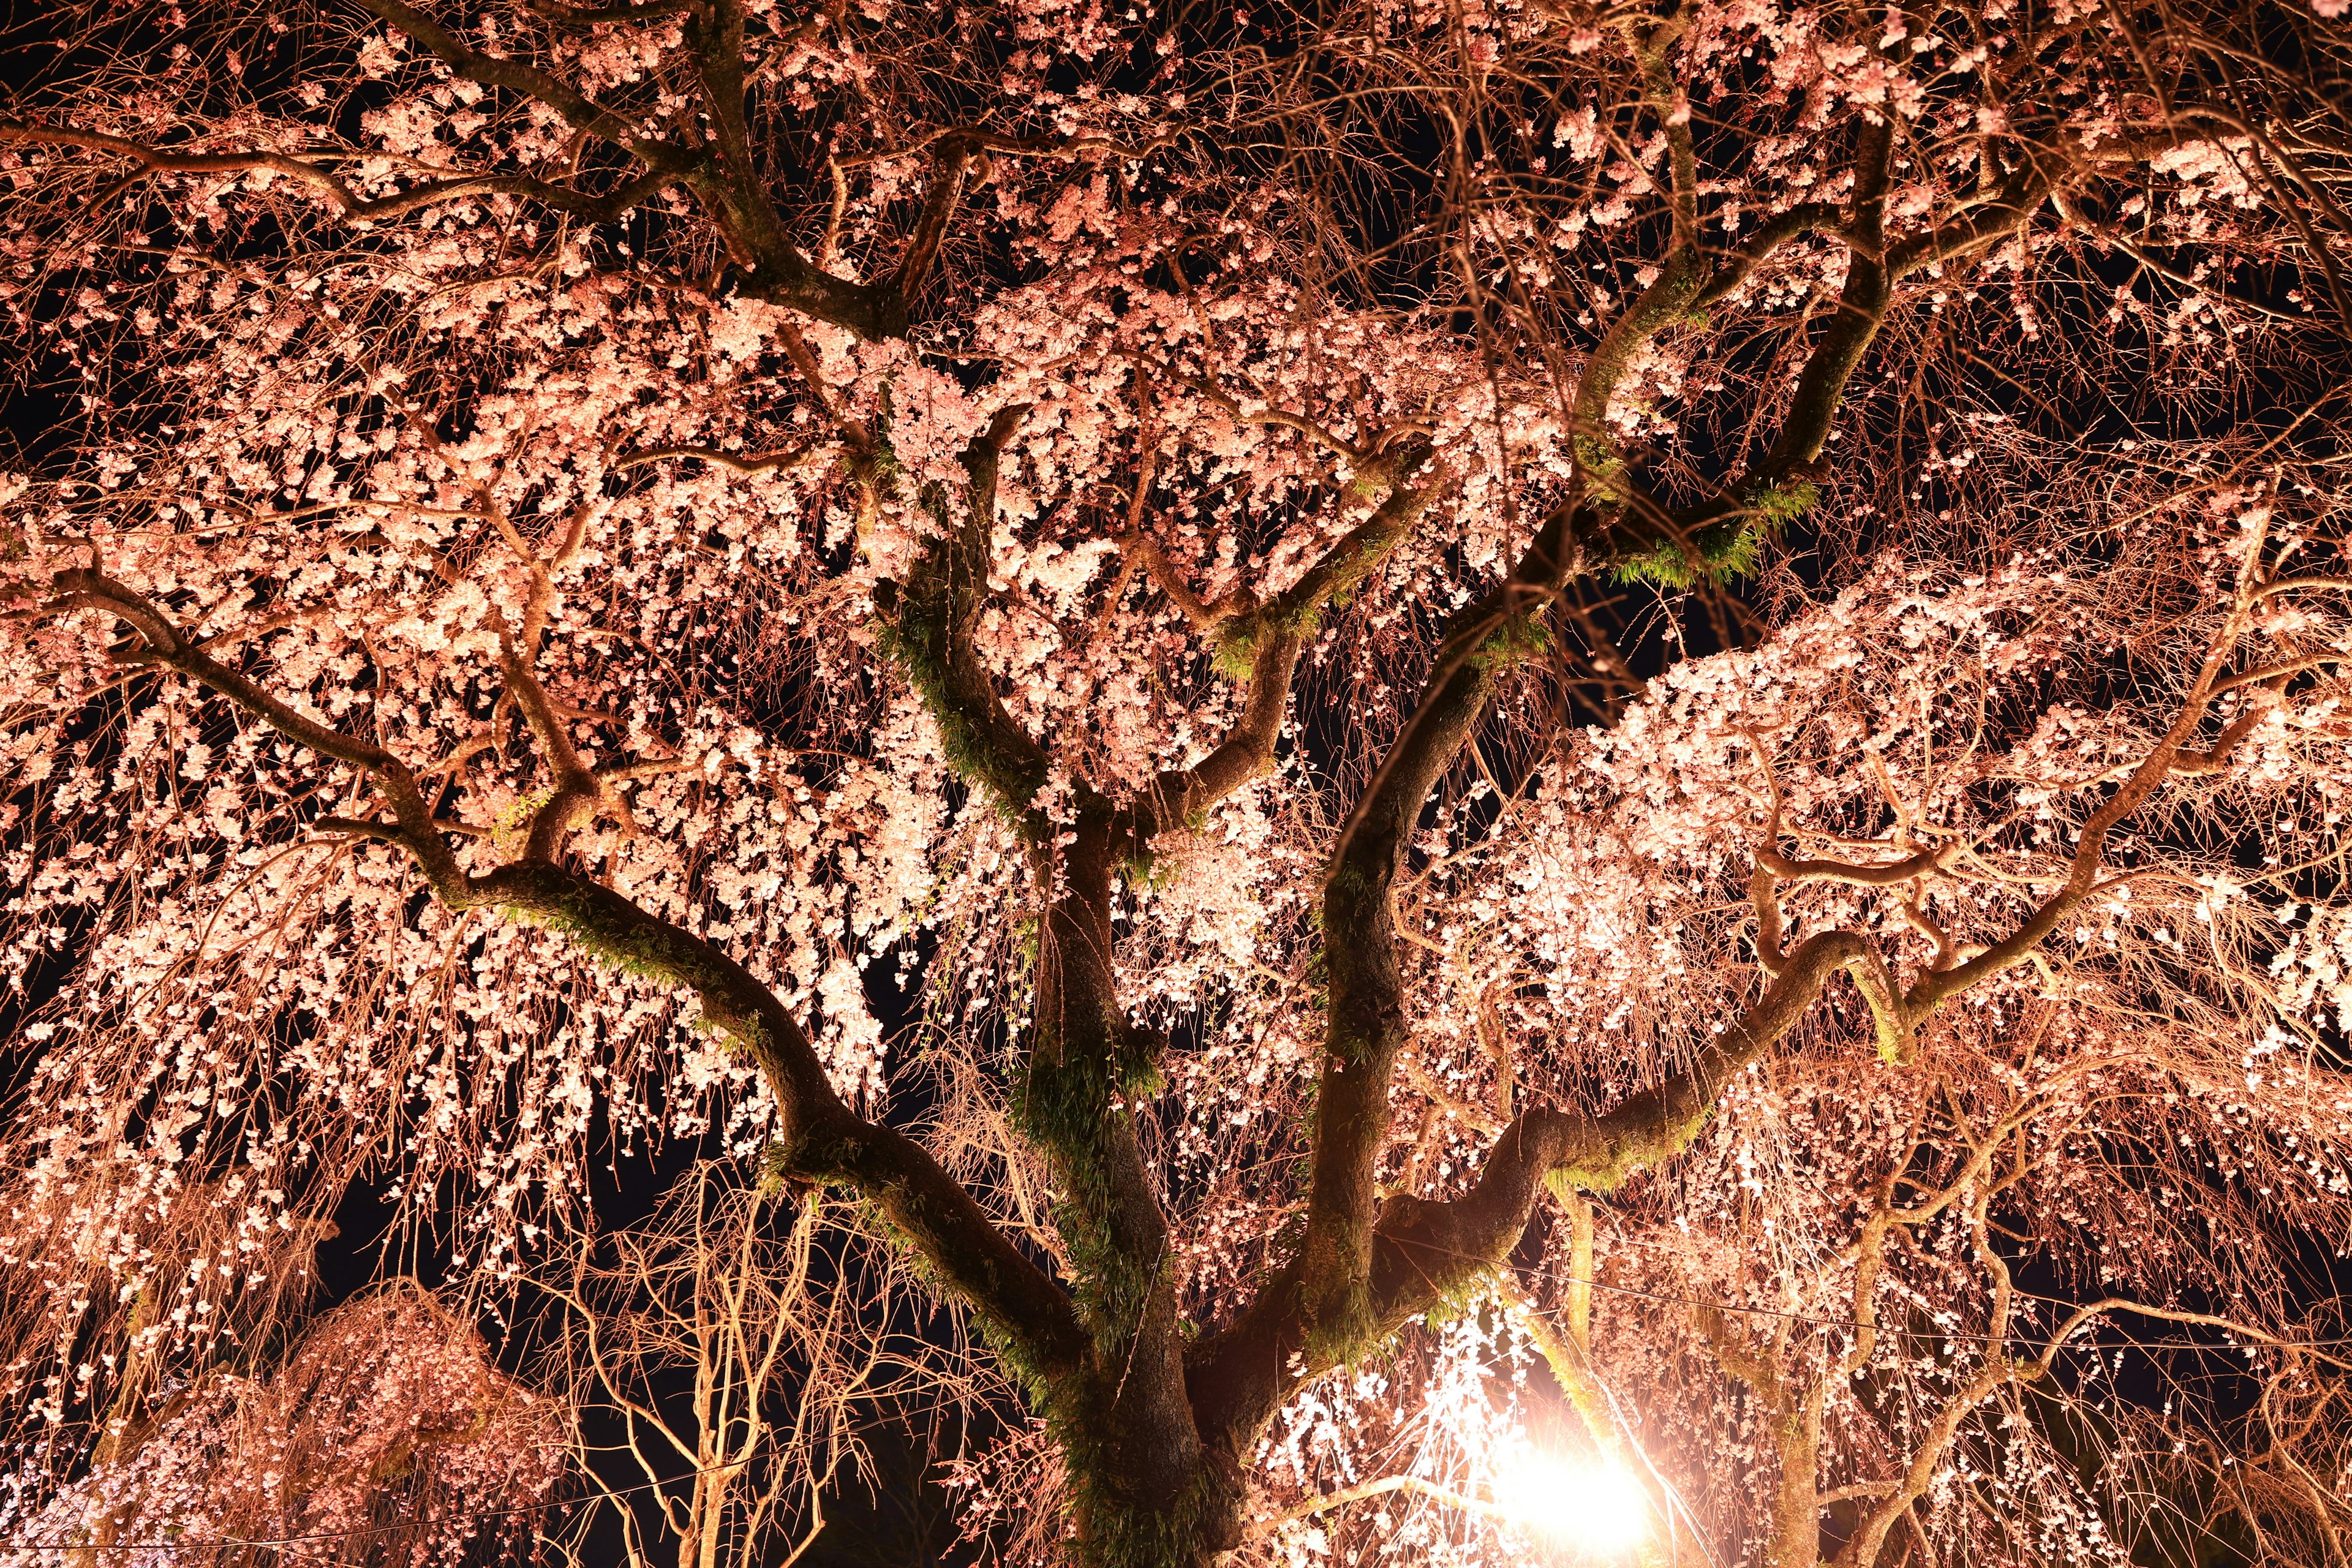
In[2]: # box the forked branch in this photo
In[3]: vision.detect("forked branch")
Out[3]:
[26,568,1090,1384]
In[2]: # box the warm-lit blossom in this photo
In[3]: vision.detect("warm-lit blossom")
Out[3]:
[2,1283,563,1566]
[2,0,2350,1562]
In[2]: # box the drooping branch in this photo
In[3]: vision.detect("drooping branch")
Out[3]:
[1833,1188,2027,1568]
[1186,925,1906,1457]
[1903,595,2252,1012]
[26,568,1090,1388]
[1368,928,1910,1313]
[1256,1475,1513,1533]
[360,0,696,172]
[37,567,469,886]
[1498,1275,1634,1473]
[9,1,1210,350]
[0,120,680,225]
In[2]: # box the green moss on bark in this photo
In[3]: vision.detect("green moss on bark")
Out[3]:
[1612,480,1815,590]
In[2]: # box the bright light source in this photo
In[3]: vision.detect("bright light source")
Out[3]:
[1490,1449,1651,1556]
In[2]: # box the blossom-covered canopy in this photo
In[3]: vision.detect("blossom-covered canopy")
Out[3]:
[3,0,2351,1562]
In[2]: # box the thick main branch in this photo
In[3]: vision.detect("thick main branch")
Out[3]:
[36,568,1089,1387]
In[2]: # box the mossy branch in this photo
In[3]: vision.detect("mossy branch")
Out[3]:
[36,567,1091,1389]
[879,415,1075,837]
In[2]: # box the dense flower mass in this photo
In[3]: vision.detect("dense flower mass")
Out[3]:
[4,1283,564,1566]
[1,0,2350,1562]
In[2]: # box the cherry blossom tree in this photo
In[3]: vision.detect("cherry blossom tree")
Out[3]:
[3,0,2352,1563]
[6,1280,564,1566]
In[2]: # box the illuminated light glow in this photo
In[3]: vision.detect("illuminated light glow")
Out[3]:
[1490,1449,1652,1556]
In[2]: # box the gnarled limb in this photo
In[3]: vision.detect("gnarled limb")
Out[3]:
[360,0,902,336]
[2171,678,2288,774]
[1627,122,2068,576]
[1691,202,1847,312]
[1885,159,2063,280]
[1117,629,1302,843]
[1186,926,1909,1459]
[891,135,980,304]
[1169,372,1392,469]
[1295,500,1585,1340]
[1755,118,1893,485]
[1369,929,1911,1319]
[670,0,824,285]
[1121,451,1453,842]
[685,0,758,180]
[881,410,1062,829]
[870,405,1219,1542]
[1212,445,1446,655]
[1904,594,2252,1012]
[1743,734,1957,892]
[1570,100,1882,573]
[1187,503,1591,1434]
[1338,592,2286,1407]
[30,568,1090,1390]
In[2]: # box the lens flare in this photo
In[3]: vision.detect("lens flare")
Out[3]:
[1490,1450,1650,1556]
